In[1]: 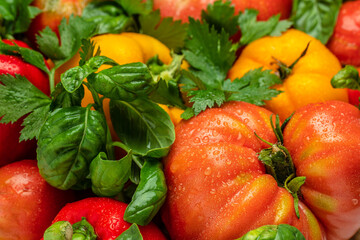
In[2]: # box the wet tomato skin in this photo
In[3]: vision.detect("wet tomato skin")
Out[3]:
[0,160,74,240]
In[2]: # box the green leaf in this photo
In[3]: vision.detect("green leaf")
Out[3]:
[331,65,360,90]
[238,224,305,240]
[238,9,292,46]
[89,151,132,197]
[180,107,195,120]
[118,0,152,15]
[183,19,236,89]
[82,1,135,35]
[37,16,96,68]
[124,160,167,226]
[0,74,51,140]
[0,0,41,38]
[110,98,175,158]
[50,82,85,110]
[79,39,101,66]
[188,89,225,116]
[37,106,107,190]
[224,68,282,106]
[43,221,73,240]
[139,10,188,50]
[62,55,118,93]
[291,0,341,44]
[201,0,239,36]
[115,224,143,240]
[88,62,154,101]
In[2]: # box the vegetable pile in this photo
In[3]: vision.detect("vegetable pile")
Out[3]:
[0,0,359,240]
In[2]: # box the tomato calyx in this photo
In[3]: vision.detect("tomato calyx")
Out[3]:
[271,42,310,80]
[43,217,97,240]
[256,115,305,218]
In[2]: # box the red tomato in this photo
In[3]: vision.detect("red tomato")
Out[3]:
[0,40,50,167]
[0,160,74,240]
[153,0,292,22]
[327,0,360,66]
[162,101,360,240]
[46,197,166,240]
[162,101,324,240]
[27,0,89,46]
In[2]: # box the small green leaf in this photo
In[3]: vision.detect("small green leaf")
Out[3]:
[285,176,306,218]
[224,68,282,105]
[331,65,360,90]
[88,62,154,101]
[238,224,306,240]
[118,0,152,15]
[110,98,175,158]
[0,74,51,140]
[201,0,239,36]
[291,0,341,44]
[82,1,135,35]
[89,151,132,197]
[238,9,292,46]
[115,224,143,240]
[139,10,188,49]
[180,107,195,120]
[37,107,107,190]
[61,55,117,93]
[188,89,225,115]
[124,160,167,226]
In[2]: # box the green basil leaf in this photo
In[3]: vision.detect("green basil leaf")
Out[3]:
[82,1,135,35]
[124,160,167,226]
[239,224,305,240]
[291,0,342,44]
[110,98,175,158]
[331,65,360,90]
[148,78,185,109]
[115,224,143,240]
[37,106,107,190]
[61,55,117,93]
[51,82,85,110]
[88,62,154,101]
[89,151,132,197]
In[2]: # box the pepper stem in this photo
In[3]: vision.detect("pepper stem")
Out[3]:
[271,42,311,80]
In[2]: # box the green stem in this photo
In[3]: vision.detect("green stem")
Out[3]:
[83,81,103,113]
[49,68,56,93]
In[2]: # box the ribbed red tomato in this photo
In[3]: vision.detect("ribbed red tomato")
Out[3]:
[162,101,360,240]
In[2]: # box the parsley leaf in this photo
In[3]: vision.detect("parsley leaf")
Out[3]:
[183,19,236,89]
[238,9,292,46]
[0,0,41,38]
[201,0,239,36]
[223,68,282,105]
[188,89,225,115]
[36,15,96,68]
[0,74,51,140]
[139,10,188,49]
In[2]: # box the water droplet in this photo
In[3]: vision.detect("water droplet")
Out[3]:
[244,118,249,124]
[194,137,200,143]
[203,136,209,143]
[213,150,220,155]
[210,189,216,194]
[226,160,232,165]
[352,199,359,206]
[204,167,212,176]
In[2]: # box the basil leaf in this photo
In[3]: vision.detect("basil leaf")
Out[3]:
[291,0,342,44]
[89,151,132,197]
[50,82,85,110]
[37,107,107,190]
[124,160,167,226]
[331,65,360,90]
[239,224,306,240]
[82,1,135,35]
[110,98,175,158]
[115,224,143,240]
[43,221,73,240]
[88,62,154,101]
[61,55,117,93]
[72,217,97,240]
